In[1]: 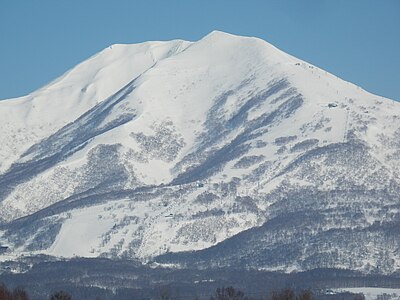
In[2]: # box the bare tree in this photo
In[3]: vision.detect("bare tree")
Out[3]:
[0,283,12,300]
[211,286,250,300]
[50,291,71,300]
[297,290,312,300]
[12,287,29,300]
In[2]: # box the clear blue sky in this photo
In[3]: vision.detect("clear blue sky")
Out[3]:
[1,0,399,101]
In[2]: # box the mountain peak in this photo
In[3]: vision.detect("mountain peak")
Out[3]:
[205,30,237,38]
[201,30,263,44]
[0,30,399,276]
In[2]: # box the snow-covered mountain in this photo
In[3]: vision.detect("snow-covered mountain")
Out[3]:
[0,31,399,274]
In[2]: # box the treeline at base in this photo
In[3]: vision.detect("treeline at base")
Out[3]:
[1,258,399,300]
[0,282,366,300]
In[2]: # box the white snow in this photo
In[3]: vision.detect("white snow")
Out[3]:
[335,287,400,300]
[48,205,116,257]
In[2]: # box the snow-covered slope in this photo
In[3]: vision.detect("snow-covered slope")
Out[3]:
[0,31,399,274]
[0,39,191,174]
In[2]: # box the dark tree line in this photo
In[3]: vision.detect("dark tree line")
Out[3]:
[0,282,367,300]
[203,287,314,300]
[0,284,29,300]
[0,284,71,300]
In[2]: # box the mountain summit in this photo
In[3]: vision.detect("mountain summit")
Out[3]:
[0,32,399,274]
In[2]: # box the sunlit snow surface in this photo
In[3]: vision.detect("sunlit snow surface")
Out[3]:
[0,31,399,274]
